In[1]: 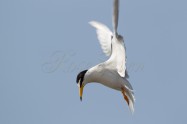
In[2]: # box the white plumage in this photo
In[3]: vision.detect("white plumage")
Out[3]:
[89,21,112,56]
[89,21,126,78]
[76,0,135,113]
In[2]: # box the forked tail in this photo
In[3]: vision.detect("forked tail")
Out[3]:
[121,85,135,113]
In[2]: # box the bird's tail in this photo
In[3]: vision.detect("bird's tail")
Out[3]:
[122,83,135,113]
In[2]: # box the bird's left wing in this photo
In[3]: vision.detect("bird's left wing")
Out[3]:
[89,21,113,56]
[114,37,126,77]
[117,39,129,78]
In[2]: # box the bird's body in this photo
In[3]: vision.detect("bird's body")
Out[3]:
[84,35,127,91]
[76,0,135,113]
[84,63,132,91]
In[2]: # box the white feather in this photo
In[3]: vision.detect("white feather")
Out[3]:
[106,35,126,77]
[89,21,127,77]
[89,21,113,56]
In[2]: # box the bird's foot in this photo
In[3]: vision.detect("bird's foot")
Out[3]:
[121,87,129,105]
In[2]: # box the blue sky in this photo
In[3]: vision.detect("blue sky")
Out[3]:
[1,0,187,124]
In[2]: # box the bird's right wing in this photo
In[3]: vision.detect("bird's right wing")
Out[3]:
[113,0,119,35]
[89,21,113,56]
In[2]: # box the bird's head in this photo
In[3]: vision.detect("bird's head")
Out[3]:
[76,70,88,101]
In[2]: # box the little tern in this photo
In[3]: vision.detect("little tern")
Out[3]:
[76,0,135,113]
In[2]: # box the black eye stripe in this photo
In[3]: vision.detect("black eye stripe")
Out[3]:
[80,79,83,87]
[76,70,88,86]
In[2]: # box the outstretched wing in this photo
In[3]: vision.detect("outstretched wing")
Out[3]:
[112,0,129,78]
[113,36,126,77]
[113,0,119,35]
[117,43,129,78]
[89,21,113,56]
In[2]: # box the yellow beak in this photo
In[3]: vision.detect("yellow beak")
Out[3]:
[79,85,84,101]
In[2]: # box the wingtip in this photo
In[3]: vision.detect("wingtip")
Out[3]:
[89,21,102,28]
[89,21,97,26]
[88,21,93,25]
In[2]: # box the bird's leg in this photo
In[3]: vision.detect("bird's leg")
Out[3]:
[121,87,129,105]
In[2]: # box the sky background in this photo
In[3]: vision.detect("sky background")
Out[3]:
[1,0,187,124]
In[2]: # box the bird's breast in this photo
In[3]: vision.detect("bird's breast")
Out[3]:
[86,67,122,91]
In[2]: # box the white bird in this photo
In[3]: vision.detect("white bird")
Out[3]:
[76,0,135,113]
